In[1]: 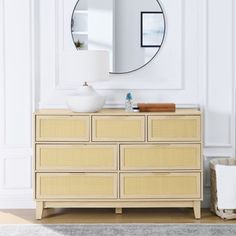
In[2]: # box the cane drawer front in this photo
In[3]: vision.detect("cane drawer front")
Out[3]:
[36,116,90,141]
[120,173,200,199]
[36,145,117,171]
[92,116,145,142]
[120,144,201,170]
[36,173,117,199]
[148,116,201,142]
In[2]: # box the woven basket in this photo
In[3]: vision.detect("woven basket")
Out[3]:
[210,158,236,219]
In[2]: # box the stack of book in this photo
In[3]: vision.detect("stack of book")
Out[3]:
[137,103,176,112]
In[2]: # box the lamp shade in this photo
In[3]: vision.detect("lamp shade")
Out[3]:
[61,50,110,83]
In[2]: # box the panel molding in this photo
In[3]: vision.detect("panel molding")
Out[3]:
[2,0,33,147]
[31,0,37,112]
[3,156,32,189]
[53,0,185,91]
[233,0,236,157]
[32,0,40,111]
[204,0,235,148]
[203,0,209,147]
[0,0,35,208]
[181,0,186,91]
[28,0,36,145]
[0,148,32,189]
[205,144,233,148]
[0,0,6,147]
[54,0,62,90]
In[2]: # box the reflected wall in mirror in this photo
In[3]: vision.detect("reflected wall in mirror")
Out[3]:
[71,0,165,74]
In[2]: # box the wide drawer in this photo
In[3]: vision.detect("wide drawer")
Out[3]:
[36,116,90,142]
[120,144,201,170]
[92,116,145,142]
[36,145,117,171]
[36,173,117,199]
[120,173,200,199]
[148,116,201,142]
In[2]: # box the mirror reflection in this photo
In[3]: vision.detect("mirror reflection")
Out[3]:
[71,0,165,74]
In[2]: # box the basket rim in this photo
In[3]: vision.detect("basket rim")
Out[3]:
[210,158,236,169]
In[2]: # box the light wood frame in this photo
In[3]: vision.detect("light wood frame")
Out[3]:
[36,144,118,171]
[120,144,201,170]
[33,109,202,220]
[148,115,201,142]
[120,172,201,199]
[36,173,118,199]
[36,115,90,142]
[92,116,145,142]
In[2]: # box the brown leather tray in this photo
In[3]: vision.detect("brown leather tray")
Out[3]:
[137,103,176,112]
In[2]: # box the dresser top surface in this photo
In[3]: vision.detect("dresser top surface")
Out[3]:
[34,108,201,116]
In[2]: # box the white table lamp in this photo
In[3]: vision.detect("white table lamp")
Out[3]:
[65,51,109,112]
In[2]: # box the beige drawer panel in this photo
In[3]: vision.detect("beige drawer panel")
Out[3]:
[92,116,145,142]
[148,116,201,141]
[36,145,117,171]
[120,173,200,199]
[36,173,117,199]
[36,116,89,141]
[120,144,201,170]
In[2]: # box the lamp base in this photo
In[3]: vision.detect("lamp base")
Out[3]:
[67,84,106,113]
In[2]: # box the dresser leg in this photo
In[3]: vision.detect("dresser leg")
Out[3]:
[36,201,44,220]
[193,201,201,219]
[115,208,122,214]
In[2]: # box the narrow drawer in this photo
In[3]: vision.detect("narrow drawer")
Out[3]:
[36,145,117,171]
[36,173,117,199]
[36,116,90,142]
[92,116,145,142]
[120,144,201,170]
[120,173,200,199]
[148,116,201,142]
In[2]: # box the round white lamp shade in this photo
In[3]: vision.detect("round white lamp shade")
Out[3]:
[63,51,110,112]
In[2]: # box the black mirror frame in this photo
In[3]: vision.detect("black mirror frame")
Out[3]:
[70,0,166,75]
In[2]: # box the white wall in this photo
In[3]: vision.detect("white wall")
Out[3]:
[0,0,35,208]
[0,0,235,208]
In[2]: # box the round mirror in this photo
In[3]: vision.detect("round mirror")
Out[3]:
[71,0,165,74]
